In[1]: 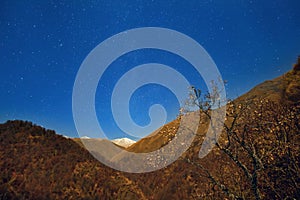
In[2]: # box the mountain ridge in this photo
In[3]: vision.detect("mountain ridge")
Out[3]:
[0,120,146,199]
[236,65,300,105]
[1,59,299,199]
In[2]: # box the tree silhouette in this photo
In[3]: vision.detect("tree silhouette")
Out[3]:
[185,86,300,199]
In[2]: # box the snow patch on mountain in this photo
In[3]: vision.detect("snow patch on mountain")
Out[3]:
[111,138,136,148]
[80,136,91,139]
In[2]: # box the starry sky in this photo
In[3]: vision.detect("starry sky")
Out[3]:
[1,0,299,139]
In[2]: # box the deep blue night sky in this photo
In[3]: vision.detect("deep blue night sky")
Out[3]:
[1,1,299,139]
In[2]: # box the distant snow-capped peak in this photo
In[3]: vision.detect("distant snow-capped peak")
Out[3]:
[111,138,136,148]
[80,136,91,139]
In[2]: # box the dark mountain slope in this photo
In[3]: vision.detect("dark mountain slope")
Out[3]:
[0,120,146,200]
[236,64,300,104]
[125,63,300,199]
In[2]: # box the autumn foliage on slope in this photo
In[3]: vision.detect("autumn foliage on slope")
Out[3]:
[126,66,300,199]
[123,99,300,200]
[0,120,146,200]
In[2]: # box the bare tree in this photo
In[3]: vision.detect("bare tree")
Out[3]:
[184,85,300,199]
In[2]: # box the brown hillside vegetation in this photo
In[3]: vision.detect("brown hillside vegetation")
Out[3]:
[0,62,300,199]
[125,66,300,199]
[125,101,299,199]
[0,120,146,200]
[293,56,300,71]
[126,118,181,153]
[236,64,300,104]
